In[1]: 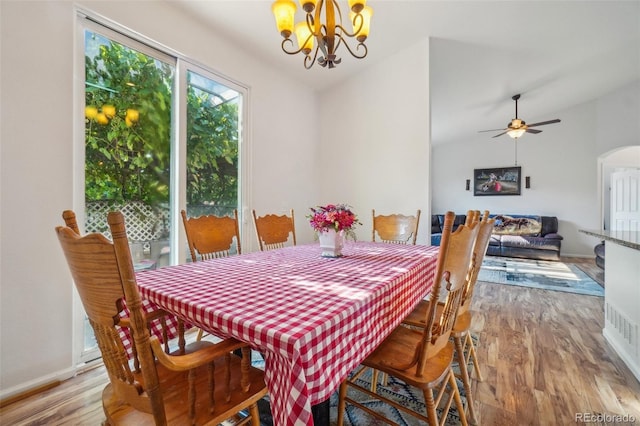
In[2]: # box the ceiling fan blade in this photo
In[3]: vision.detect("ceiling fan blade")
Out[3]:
[492,131,509,138]
[526,128,542,134]
[478,128,507,133]
[527,118,561,128]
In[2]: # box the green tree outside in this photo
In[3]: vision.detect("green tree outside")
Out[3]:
[84,31,238,211]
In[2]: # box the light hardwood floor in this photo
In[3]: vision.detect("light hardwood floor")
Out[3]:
[470,259,640,425]
[2,259,639,425]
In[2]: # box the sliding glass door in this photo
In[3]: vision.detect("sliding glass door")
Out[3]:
[78,16,245,362]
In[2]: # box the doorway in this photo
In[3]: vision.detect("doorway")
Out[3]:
[598,145,640,231]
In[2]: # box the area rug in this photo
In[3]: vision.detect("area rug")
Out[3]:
[327,367,464,425]
[478,256,604,297]
[251,344,473,426]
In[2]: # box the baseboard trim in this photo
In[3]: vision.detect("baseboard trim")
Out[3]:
[0,366,76,407]
[0,380,60,408]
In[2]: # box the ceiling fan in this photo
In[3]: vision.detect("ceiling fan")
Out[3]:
[479,94,561,139]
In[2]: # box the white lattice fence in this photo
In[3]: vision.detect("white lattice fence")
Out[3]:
[86,201,169,242]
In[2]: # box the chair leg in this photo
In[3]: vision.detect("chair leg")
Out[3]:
[423,388,440,426]
[449,370,469,426]
[337,381,347,426]
[370,369,379,392]
[196,327,204,341]
[249,402,260,426]
[177,319,186,354]
[465,331,484,382]
[455,334,478,425]
[369,369,388,392]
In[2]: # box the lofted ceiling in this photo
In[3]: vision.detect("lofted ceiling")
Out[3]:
[169,1,640,145]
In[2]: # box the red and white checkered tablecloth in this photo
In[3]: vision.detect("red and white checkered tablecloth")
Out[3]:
[136,241,439,426]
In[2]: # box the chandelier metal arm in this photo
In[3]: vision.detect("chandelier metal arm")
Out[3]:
[335,33,368,59]
[335,13,364,39]
[281,38,310,56]
[303,47,321,69]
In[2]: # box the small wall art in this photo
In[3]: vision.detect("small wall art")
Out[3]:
[473,166,521,196]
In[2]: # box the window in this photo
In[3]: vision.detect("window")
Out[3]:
[77,13,247,362]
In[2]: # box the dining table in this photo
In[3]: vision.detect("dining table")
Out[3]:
[135,241,439,426]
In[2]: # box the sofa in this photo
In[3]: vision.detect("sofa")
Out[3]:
[431,213,563,261]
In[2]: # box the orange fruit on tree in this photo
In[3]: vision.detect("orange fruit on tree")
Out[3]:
[85,106,98,120]
[126,108,139,122]
[102,105,116,118]
[96,113,109,125]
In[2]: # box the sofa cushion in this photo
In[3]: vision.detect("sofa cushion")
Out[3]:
[499,235,562,252]
[488,235,501,246]
[540,216,559,236]
[491,214,542,236]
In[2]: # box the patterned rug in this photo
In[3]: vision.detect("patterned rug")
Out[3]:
[478,256,604,297]
[327,367,465,425]
[251,345,473,426]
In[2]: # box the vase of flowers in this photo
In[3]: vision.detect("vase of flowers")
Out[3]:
[308,204,361,257]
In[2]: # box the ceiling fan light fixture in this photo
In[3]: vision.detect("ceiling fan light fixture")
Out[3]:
[507,128,526,139]
[479,94,560,140]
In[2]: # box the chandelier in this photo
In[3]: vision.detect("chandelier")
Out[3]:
[271,0,373,69]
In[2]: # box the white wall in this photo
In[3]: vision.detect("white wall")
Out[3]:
[596,82,640,231]
[318,39,431,244]
[0,0,319,398]
[432,80,640,257]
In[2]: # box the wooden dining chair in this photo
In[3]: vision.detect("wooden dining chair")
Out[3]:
[56,211,267,426]
[62,209,184,355]
[372,209,480,390]
[337,211,478,426]
[181,209,241,341]
[372,209,421,244]
[403,210,494,424]
[252,209,296,251]
[181,209,241,261]
[62,209,81,234]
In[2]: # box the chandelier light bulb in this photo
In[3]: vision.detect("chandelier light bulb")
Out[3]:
[272,0,297,38]
[295,21,314,54]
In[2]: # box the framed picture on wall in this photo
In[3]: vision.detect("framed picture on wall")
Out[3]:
[474,166,521,196]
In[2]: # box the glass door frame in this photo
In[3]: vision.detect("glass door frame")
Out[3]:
[173,61,249,265]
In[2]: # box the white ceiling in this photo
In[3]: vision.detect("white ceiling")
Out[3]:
[170,0,640,145]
